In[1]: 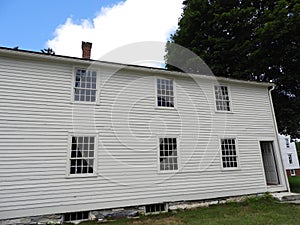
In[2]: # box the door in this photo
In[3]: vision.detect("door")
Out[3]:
[260,141,279,185]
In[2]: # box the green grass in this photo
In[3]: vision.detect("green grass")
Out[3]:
[73,194,300,225]
[289,176,300,193]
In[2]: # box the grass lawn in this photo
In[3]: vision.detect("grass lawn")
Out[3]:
[289,176,300,193]
[75,195,300,225]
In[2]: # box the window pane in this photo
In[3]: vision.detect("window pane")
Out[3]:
[71,151,76,158]
[87,96,91,103]
[89,151,94,157]
[89,143,94,150]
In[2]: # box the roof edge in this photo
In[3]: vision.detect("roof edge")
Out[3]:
[0,46,274,88]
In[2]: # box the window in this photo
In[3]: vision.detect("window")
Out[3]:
[74,69,97,102]
[145,203,167,214]
[215,85,231,111]
[157,78,174,107]
[290,169,296,176]
[64,211,89,222]
[285,138,290,148]
[221,138,238,168]
[70,136,95,175]
[288,154,293,164]
[159,138,178,171]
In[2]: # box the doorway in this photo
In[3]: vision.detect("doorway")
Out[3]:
[260,141,280,185]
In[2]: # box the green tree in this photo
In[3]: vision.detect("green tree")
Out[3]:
[296,141,300,159]
[41,48,55,55]
[166,0,300,138]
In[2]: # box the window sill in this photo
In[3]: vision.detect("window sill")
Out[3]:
[221,168,241,171]
[155,106,177,110]
[157,170,179,174]
[71,101,100,106]
[215,110,234,114]
[72,101,96,104]
[66,173,98,178]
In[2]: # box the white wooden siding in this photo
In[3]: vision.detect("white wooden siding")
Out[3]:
[278,135,300,170]
[0,52,287,220]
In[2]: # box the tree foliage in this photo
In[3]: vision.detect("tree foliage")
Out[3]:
[166,0,300,137]
[41,48,55,55]
[296,141,300,159]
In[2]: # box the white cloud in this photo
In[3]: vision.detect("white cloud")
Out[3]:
[47,0,183,65]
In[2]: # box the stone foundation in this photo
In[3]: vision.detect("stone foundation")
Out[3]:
[0,194,260,225]
[90,206,143,222]
[286,169,300,176]
[0,214,63,225]
[168,195,249,211]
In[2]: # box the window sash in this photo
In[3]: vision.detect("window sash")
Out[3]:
[285,138,290,148]
[215,86,230,111]
[159,137,178,171]
[288,154,293,164]
[74,69,97,102]
[157,78,175,107]
[221,138,238,168]
[70,136,95,175]
[291,169,295,176]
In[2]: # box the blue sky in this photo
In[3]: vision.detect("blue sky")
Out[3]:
[0,0,183,64]
[0,0,121,51]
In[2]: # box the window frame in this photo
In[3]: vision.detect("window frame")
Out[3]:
[214,85,232,112]
[290,169,296,176]
[144,203,168,214]
[66,132,98,177]
[64,211,90,222]
[288,153,293,164]
[285,138,290,148]
[157,136,180,173]
[71,67,99,104]
[219,137,240,170]
[155,77,176,109]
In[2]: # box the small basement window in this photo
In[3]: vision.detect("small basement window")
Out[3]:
[145,203,167,214]
[64,211,89,222]
[290,169,296,176]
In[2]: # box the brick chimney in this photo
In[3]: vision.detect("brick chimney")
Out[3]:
[81,41,92,59]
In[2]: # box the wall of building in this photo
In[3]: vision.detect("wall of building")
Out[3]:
[278,134,300,176]
[0,51,288,220]
[286,169,300,177]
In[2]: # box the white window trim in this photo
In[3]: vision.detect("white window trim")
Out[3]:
[213,84,233,113]
[71,67,100,104]
[288,153,293,164]
[63,211,90,222]
[219,137,240,171]
[155,77,177,109]
[157,136,180,173]
[285,138,290,148]
[290,169,296,176]
[66,132,98,178]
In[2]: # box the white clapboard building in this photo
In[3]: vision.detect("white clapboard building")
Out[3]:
[0,43,289,222]
[278,134,300,176]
